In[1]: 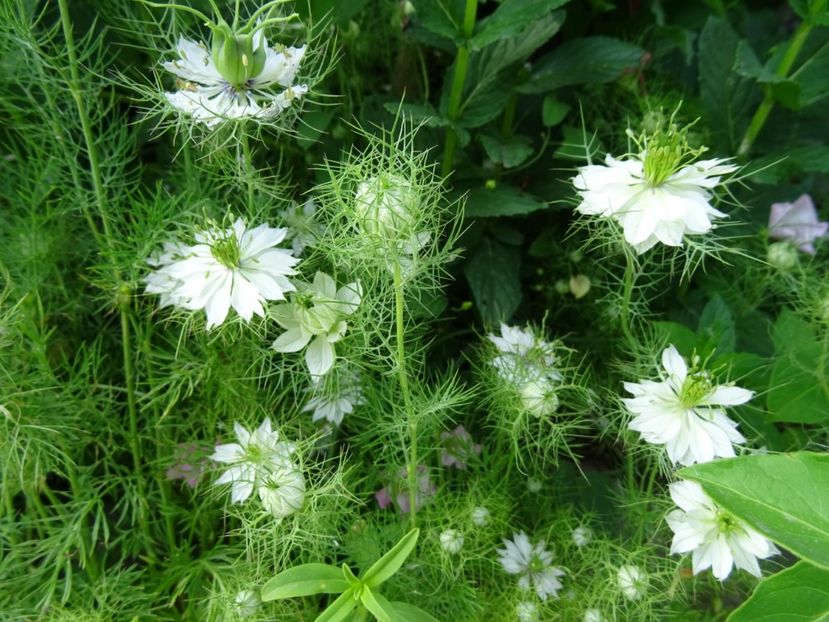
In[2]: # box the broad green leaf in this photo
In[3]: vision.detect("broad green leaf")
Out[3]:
[790,0,829,25]
[519,36,644,94]
[553,125,604,162]
[363,528,419,588]
[262,563,350,601]
[342,563,360,587]
[361,586,395,622]
[542,96,571,127]
[652,321,698,356]
[697,17,755,152]
[464,238,521,325]
[791,41,829,107]
[464,185,547,218]
[749,146,829,183]
[316,587,359,622]
[698,294,736,356]
[408,0,464,48]
[680,452,829,569]
[390,601,442,622]
[470,0,570,50]
[479,134,533,168]
[729,561,829,621]
[767,311,829,424]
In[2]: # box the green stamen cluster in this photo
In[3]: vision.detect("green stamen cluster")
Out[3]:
[678,373,713,410]
[626,112,708,187]
[211,233,242,269]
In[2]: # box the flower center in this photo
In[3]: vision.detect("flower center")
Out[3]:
[716,510,741,535]
[528,553,546,574]
[678,373,712,409]
[627,113,707,187]
[210,233,242,269]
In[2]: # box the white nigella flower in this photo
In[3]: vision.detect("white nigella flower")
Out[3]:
[572,526,592,548]
[145,218,298,329]
[583,608,603,622]
[515,601,539,622]
[301,369,363,426]
[487,324,562,416]
[616,565,648,601]
[666,480,779,581]
[573,123,737,254]
[623,345,752,466]
[210,418,303,519]
[439,529,464,555]
[471,506,491,527]
[498,532,566,601]
[158,2,309,128]
[271,272,362,377]
[234,589,260,618]
[279,198,319,255]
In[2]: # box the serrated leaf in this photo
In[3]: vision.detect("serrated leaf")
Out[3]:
[542,96,570,127]
[479,134,533,168]
[680,452,829,569]
[553,125,604,162]
[470,0,570,50]
[361,587,395,622]
[698,294,736,356]
[464,185,547,218]
[262,564,350,601]
[315,587,359,622]
[728,561,829,621]
[791,41,829,107]
[519,36,644,94]
[389,601,442,622]
[363,529,419,588]
[409,0,464,46]
[464,238,521,325]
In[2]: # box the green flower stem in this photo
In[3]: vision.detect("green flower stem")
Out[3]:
[393,261,419,526]
[737,19,813,157]
[620,248,637,344]
[241,130,256,211]
[440,0,478,178]
[57,0,151,552]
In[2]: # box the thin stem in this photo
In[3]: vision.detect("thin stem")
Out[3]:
[440,0,478,178]
[738,19,813,156]
[241,130,255,211]
[501,93,517,138]
[620,249,637,344]
[393,261,418,526]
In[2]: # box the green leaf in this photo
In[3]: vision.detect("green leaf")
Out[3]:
[519,36,644,94]
[470,0,570,50]
[383,102,471,147]
[408,0,464,47]
[262,563,350,601]
[464,238,521,325]
[553,125,604,162]
[464,185,548,218]
[767,311,829,424]
[790,0,829,26]
[791,41,829,107]
[542,96,571,127]
[680,452,829,569]
[363,528,419,588]
[479,134,533,168]
[729,561,829,621]
[698,294,736,356]
[697,17,755,152]
[316,587,359,622]
[652,321,698,356]
[361,586,395,622]
[389,601,442,622]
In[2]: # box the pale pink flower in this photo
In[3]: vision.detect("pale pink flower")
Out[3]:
[769,194,828,254]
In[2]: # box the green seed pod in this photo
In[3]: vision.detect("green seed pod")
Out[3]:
[211,23,267,88]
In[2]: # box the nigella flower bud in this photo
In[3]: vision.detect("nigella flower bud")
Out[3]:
[211,24,267,89]
[354,172,419,239]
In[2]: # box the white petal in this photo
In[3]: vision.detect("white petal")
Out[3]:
[306,336,335,377]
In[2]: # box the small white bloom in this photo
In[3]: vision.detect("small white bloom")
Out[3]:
[518,377,560,417]
[616,565,648,600]
[573,143,736,254]
[666,480,779,581]
[471,506,491,527]
[272,272,362,377]
[766,241,799,270]
[234,589,260,617]
[145,218,298,329]
[258,455,306,519]
[301,370,363,426]
[515,601,539,622]
[572,526,592,547]
[354,172,419,239]
[623,345,752,466]
[583,608,603,622]
[210,418,297,505]
[527,478,543,493]
[439,529,464,555]
[279,198,319,255]
[161,33,308,127]
[498,532,565,601]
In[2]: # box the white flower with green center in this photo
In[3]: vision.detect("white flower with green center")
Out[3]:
[257,455,306,519]
[301,369,363,426]
[616,565,648,600]
[144,218,298,329]
[157,2,308,127]
[571,526,592,547]
[271,272,362,377]
[279,198,319,255]
[497,532,565,601]
[234,589,260,618]
[623,345,751,466]
[210,418,297,504]
[516,601,539,622]
[573,123,737,254]
[667,480,779,581]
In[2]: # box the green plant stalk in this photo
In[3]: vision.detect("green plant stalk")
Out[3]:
[738,19,813,156]
[241,130,256,210]
[620,248,637,345]
[393,261,419,526]
[57,0,151,550]
[440,0,478,177]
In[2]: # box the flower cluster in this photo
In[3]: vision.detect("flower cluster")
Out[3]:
[145,218,298,329]
[487,324,562,417]
[210,418,305,519]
